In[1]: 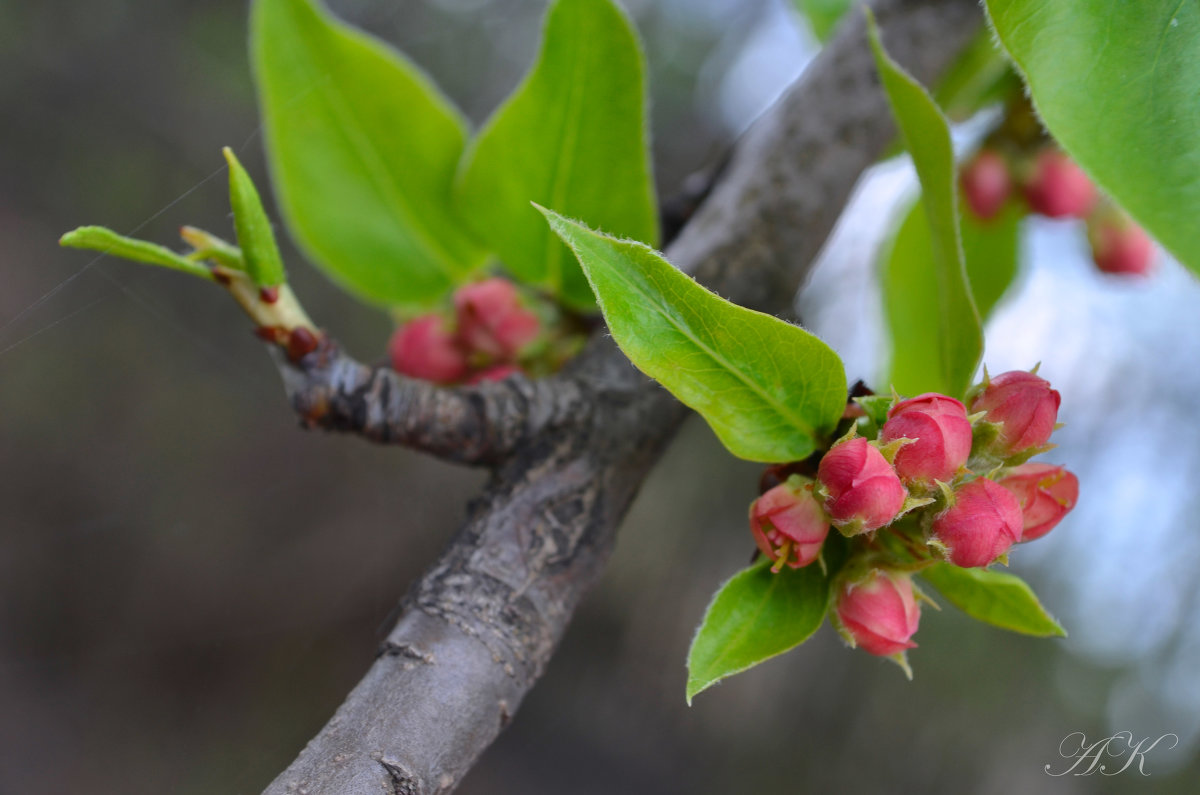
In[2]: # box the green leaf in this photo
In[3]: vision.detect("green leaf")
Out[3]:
[686,558,833,703]
[59,226,213,280]
[884,198,1020,394]
[455,0,657,310]
[985,1,1200,278]
[921,562,1066,637]
[223,147,285,287]
[932,29,1018,122]
[541,209,846,463]
[792,0,856,41]
[961,201,1021,322]
[868,13,982,400]
[252,0,486,308]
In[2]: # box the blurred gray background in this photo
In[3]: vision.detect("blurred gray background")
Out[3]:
[2,0,1198,792]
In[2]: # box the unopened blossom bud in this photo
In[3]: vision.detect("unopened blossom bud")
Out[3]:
[880,393,972,486]
[454,278,541,359]
[1088,210,1155,276]
[467,363,524,384]
[1022,149,1096,218]
[817,437,906,534]
[960,149,1012,220]
[749,477,830,571]
[388,314,469,384]
[931,478,1022,568]
[997,463,1079,541]
[970,370,1061,456]
[835,569,920,657]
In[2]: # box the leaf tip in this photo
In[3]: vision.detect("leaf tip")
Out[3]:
[684,678,709,705]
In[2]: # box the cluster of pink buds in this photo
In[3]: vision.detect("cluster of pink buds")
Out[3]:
[747,369,1078,672]
[960,145,1155,277]
[387,277,543,385]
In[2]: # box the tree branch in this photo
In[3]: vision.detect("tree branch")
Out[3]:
[262,2,983,792]
[278,344,590,467]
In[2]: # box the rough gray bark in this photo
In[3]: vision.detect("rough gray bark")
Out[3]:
[263,2,982,793]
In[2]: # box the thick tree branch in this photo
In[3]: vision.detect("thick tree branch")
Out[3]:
[278,345,590,467]
[262,2,983,793]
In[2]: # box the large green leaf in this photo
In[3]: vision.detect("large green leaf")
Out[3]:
[985,1,1200,278]
[961,201,1021,321]
[541,209,846,463]
[884,199,1020,393]
[921,562,1065,638]
[869,14,982,400]
[455,0,657,310]
[252,0,486,308]
[686,558,833,703]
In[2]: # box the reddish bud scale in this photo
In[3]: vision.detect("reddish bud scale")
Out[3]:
[259,285,280,304]
[212,269,233,287]
[880,393,972,486]
[997,463,1079,541]
[817,437,906,533]
[961,150,1012,221]
[835,569,920,656]
[749,479,830,570]
[931,478,1022,568]
[970,370,1061,456]
[286,327,320,363]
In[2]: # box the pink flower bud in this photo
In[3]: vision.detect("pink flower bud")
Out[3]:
[1022,149,1096,219]
[879,393,973,486]
[817,437,906,533]
[835,569,920,657]
[388,314,469,384]
[749,478,830,570]
[997,463,1079,541]
[931,478,1023,568]
[454,278,541,359]
[960,150,1012,220]
[466,363,524,384]
[1088,212,1155,276]
[970,370,1061,456]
